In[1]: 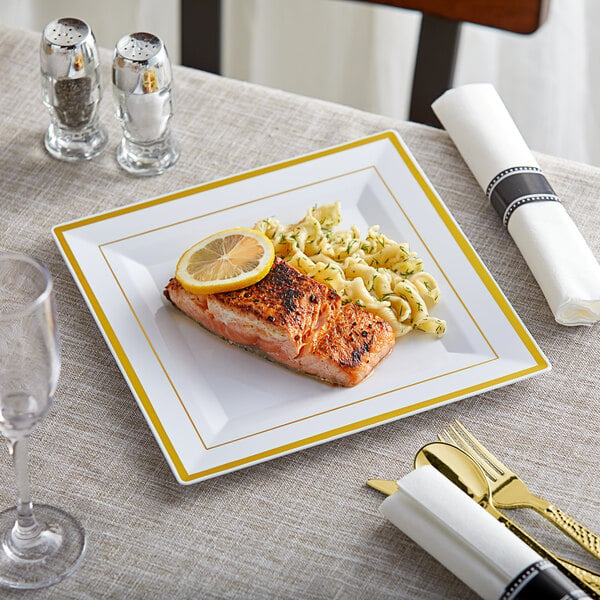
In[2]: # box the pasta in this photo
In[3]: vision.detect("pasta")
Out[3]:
[255,202,446,338]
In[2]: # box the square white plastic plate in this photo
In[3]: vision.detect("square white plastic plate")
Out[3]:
[53,131,550,484]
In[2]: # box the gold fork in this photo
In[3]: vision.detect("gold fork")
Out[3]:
[439,420,600,562]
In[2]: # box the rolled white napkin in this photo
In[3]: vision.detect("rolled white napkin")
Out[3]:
[379,466,587,600]
[431,83,600,326]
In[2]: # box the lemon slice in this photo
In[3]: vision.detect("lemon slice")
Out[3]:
[175,228,275,294]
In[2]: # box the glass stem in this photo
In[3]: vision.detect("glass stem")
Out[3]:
[7,437,42,546]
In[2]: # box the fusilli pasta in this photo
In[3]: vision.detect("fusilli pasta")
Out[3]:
[255,203,446,338]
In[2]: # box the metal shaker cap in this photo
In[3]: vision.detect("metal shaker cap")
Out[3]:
[40,18,99,78]
[113,33,173,95]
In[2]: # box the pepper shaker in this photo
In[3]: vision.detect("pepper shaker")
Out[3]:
[40,17,108,161]
[112,32,179,176]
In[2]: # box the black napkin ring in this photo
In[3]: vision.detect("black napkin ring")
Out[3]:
[486,167,560,227]
[500,560,591,600]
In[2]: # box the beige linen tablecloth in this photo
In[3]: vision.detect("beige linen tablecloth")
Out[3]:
[1,25,599,599]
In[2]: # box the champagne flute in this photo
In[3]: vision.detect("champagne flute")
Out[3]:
[0,252,86,589]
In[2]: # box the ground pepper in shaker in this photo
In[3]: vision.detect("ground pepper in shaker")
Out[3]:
[112,33,179,176]
[40,17,108,161]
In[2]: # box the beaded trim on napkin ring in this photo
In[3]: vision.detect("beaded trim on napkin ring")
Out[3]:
[499,559,591,600]
[486,167,561,227]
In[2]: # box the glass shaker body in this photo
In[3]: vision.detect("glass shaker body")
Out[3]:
[40,18,107,161]
[112,33,179,176]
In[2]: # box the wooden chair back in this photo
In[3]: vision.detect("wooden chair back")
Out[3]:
[357,0,550,124]
[180,0,550,125]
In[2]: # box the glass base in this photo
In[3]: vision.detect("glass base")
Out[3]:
[116,136,179,176]
[0,504,86,590]
[44,123,108,162]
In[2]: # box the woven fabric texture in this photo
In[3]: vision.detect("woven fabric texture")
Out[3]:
[0,25,598,600]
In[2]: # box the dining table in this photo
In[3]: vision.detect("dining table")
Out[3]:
[1,23,599,600]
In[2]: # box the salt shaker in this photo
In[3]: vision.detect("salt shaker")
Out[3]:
[112,33,179,176]
[40,17,108,161]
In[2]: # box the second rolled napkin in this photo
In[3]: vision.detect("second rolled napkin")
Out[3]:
[380,466,590,600]
[431,83,600,326]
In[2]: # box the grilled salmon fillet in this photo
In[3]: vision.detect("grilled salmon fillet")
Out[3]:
[164,257,395,386]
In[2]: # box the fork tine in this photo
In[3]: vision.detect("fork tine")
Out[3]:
[453,420,511,476]
[442,424,500,482]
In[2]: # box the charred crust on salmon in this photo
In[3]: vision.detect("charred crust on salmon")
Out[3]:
[215,258,334,330]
